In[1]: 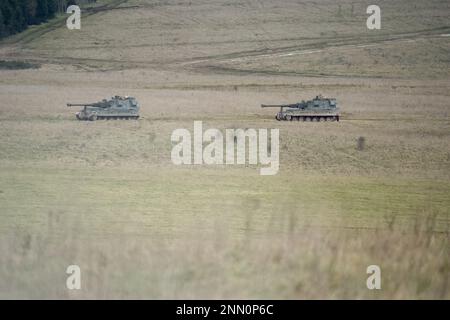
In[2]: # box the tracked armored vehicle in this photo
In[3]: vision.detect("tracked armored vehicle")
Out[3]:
[261,95,339,121]
[67,96,140,121]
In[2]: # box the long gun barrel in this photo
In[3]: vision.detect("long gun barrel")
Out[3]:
[67,103,95,107]
[261,104,299,108]
[262,104,283,108]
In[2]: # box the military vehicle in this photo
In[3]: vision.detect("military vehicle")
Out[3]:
[261,95,339,121]
[67,96,140,121]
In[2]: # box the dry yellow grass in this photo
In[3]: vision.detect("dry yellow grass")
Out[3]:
[0,0,449,299]
[1,209,448,299]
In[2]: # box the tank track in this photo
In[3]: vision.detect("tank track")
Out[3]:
[276,115,339,122]
[79,115,140,121]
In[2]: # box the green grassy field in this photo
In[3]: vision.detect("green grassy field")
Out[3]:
[0,0,449,299]
[1,166,449,235]
[1,165,448,299]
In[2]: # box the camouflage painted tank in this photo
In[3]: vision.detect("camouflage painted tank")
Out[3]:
[261,95,339,121]
[67,96,140,121]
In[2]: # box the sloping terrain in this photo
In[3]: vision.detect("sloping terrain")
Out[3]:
[0,0,449,299]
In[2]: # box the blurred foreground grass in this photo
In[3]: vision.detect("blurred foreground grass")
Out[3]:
[0,166,448,299]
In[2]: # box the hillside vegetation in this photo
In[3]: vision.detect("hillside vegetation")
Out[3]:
[0,0,449,299]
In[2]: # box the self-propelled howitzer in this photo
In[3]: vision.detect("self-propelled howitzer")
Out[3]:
[261,95,339,121]
[67,96,140,121]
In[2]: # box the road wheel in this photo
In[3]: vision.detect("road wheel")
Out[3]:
[89,114,97,121]
[286,115,292,121]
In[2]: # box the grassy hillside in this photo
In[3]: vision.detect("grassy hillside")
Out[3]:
[0,0,449,299]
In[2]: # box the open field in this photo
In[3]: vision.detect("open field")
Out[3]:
[0,0,449,299]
